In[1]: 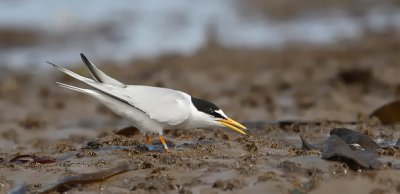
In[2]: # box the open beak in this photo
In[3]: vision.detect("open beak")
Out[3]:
[217,118,247,135]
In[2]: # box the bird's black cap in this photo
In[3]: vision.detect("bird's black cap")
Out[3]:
[191,97,226,119]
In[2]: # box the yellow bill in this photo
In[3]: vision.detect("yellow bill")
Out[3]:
[218,118,247,135]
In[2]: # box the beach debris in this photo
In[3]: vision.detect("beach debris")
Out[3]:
[330,128,380,150]
[7,183,26,194]
[9,154,55,164]
[37,163,131,193]
[81,141,102,150]
[322,135,382,170]
[370,101,400,124]
[114,126,140,137]
[299,135,321,151]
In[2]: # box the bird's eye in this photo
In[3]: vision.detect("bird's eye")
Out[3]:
[212,111,225,119]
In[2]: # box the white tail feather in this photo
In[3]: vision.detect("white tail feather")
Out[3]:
[49,61,134,106]
[56,82,94,94]
[48,61,108,93]
[47,61,95,84]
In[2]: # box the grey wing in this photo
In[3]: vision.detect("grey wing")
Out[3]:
[101,85,192,125]
[50,63,190,125]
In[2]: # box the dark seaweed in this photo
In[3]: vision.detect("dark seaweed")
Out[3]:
[322,135,382,170]
[330,128,380,150]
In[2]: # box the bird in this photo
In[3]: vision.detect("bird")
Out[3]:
[49,53,247,152]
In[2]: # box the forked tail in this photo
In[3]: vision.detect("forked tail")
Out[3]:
[56,82,97,96]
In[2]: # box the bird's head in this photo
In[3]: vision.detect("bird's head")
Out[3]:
[191,97,247,135]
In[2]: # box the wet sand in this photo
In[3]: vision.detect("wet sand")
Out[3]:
[1,32,400,193]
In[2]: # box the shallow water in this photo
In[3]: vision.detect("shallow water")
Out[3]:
[1,1,400,68]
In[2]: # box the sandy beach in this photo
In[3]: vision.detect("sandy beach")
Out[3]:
[1,1,400,193]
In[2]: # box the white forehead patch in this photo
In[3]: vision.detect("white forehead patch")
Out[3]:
[215,109,228,118]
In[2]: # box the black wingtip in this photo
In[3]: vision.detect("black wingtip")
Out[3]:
[46,61,58,68]
[80,53,90,64]
[79,53,103,83]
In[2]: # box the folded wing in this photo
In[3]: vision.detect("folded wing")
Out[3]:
[50,62,191,125]
[119,86,191,125]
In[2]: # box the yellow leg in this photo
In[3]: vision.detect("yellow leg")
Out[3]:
[159,135,170,153]
[144,134,151,145]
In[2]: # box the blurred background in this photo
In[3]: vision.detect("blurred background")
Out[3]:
[1,0,400,123]
[2,2,400,192]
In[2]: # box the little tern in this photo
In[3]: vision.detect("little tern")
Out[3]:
[49,53,247,152]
